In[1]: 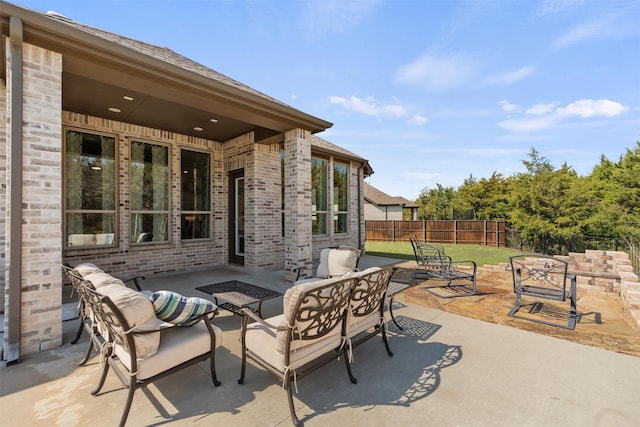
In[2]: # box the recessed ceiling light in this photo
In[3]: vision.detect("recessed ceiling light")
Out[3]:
[123,96,134,101]
[193,126,204,131]
[108,107,121,113]
[210,118,218,123]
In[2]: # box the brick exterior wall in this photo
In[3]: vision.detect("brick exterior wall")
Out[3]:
[3,43,63,355]
[2,46,364,357]
[61,112,227,280]
[283,129,312,281]
[223,132,284,270]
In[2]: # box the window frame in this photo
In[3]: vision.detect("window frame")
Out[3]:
[130,139,171,245]
[63,127,119,249]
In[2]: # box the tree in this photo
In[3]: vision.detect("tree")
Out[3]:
[508,149,587,251]
[416,183,456,220]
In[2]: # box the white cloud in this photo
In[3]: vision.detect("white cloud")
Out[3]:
[555,99,627,118]
[488,66,535,85]
[553,15,616,49]
[408,114,428,125]
[329,95,407,118]
[498,98,627,133]
[526,103,555,115]
[499,100,520,112]
[395,52,479,91]
[498,115,559,133]
[290,94,298,100]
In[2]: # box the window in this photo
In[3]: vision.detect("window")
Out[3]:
[181,150,210,239]
[131,141,169,243]
[64,129,117,247]
[311,157,328,235]
[333,162,349,233]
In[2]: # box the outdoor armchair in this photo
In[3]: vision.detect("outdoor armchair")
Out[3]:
[73,271,222,427]
[509,254,577,329]
[294,246,361,282]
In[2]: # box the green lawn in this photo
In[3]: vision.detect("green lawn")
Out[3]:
[365,241,525,266]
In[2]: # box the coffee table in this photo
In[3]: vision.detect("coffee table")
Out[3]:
[196,280,283,318]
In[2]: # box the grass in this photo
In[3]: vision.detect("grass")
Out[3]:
[365,241,525,267]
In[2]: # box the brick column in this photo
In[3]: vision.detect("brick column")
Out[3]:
[5,42,63,356]
[284,129,312,282]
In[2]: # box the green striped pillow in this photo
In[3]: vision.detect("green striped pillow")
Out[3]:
[149,291,216,326]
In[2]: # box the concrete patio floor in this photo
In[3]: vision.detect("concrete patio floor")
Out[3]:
[1,255,640,426]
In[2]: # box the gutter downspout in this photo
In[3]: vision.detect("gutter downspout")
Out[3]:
[357,166,363,251]
[6,16,23,363]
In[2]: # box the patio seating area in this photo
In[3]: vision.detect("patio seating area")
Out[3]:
[1,255,640,426]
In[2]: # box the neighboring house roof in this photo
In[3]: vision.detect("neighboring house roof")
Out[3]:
[0,1,332,142]
[310,134,373,176]
[364,183,418,207]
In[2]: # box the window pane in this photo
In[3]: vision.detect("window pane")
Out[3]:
[333,162,348,211]
[65,130,117,247]
[311,157,328,235]
[311,158,327,211]
[131,213,168,242]
[334,213,348,234]
[131,141,168,211]
[312,213,327,235]
[65,130,116,211]
[66,213,115,246]
[181,150,210,211]
[131,141,169,243]
[181,214,210,239]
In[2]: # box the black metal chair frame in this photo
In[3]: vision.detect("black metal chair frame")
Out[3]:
[237,266,396,426]
[409,236,478,298]
[509,254,577,330]
[62,263,146,365]
[76,276,221,426]
[238,277,356,427]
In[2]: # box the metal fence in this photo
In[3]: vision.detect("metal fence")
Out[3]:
[365,220,506,246]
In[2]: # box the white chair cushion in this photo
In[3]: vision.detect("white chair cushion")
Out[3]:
[97,283,160,360]
[115,319,223,380]
[245,315,342,372]
[83,272,126,289]
[316,248,358,278]
[73,263,104,277]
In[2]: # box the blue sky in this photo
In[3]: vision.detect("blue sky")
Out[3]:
[15,0,640,200]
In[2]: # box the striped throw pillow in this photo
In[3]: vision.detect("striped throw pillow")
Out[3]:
[149,291,216,327]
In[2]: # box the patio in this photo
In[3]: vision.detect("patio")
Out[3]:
[1,255,639,426]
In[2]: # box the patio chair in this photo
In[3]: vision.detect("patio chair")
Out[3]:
[62,263,146,365]
[294,246,361,282]
[509,254,577,330]
[238,276,356,426]
[409,236,478,298]
[75,273,222,427]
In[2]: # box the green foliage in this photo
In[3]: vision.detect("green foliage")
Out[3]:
[414,142,640,242]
